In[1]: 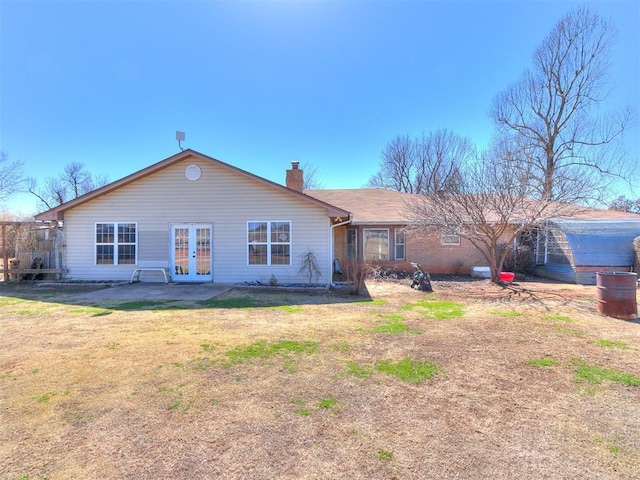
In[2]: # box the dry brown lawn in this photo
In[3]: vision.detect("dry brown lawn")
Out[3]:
[1,278,639,480]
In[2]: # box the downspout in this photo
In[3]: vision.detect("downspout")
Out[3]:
[329,213,353,288]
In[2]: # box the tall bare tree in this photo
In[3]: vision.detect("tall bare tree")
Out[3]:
[407,136,582,282]
[28,162,109,210]
[491,7,632,203]
[0,151,25,206]
[367,130,474,194]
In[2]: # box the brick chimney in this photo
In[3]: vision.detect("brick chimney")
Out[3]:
[286,161,304,192]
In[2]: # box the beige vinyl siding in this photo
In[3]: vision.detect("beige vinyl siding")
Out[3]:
[62,159,331,284]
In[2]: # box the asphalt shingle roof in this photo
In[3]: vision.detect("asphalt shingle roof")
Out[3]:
[306,188,640,225]
[305,188,416,224]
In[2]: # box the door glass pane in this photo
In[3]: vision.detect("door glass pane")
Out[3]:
[174,228,189,275]
[196,228,211,275]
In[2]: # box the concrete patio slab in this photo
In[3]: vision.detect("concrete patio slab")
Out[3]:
[71,282,235,301]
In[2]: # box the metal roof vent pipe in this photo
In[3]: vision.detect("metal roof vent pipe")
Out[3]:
[286,161,304,193]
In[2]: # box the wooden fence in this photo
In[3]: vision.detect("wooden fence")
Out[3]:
[1,222,65,282]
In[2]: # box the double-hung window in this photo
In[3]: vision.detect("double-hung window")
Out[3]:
[248,221,291,265]
[395,229,406,260]
[96,222,137,265]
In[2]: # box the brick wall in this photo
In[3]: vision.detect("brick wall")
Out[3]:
[333,224,516,275]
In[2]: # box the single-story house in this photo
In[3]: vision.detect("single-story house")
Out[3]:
[35,150,349,286]
[35,150,640,285]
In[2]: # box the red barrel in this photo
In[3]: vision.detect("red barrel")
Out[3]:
[596,272,638,320]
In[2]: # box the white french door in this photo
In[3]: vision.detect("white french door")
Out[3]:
[171,225,212,282]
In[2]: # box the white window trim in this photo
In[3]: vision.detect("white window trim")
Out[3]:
[363,228,390,261]
[247,220,292,266]
[95,222,138,265]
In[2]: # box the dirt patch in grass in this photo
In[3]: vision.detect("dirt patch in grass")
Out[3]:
[1,277,639,479]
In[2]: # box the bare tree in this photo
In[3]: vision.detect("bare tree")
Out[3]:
[367,135,416,192]
[301,162,325,190]
[608,195,640,214]
[367,130,473,194]
[0,151,25,205]
[28,162,109,210]
[491,7,632,203]
[406,136,582,282]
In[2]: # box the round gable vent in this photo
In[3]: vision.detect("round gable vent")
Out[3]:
[185,164,201,181]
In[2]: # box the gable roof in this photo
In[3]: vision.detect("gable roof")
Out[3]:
[305,188,415,224]
[35,150,350,221]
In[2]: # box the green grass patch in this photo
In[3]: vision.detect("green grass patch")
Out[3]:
[573,359,640,386]
[490,309,522,317]
[0,298,21,307]
[554,326,583,336]
[594,437,621,454]
[527,358,557,368]
[317,397,338,410]
[378,450,394,462]
[344,361,373,378]
[69,306,112,316]
[593,339,629,350]
[403,299,464,320]
[375,357,441,383]
[292,397,312,416]
[354,298,387,305]
[198,296,255,308]
[542,314,573,323]
[225,339,318,364]
[33,392,56,403]
[374,314,422,334]
[273,305,304,313]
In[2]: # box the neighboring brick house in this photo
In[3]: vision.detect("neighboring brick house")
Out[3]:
[305,188,511,275]
[305,188,640,283]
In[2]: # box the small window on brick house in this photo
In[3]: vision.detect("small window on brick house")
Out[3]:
[441,228,460,246]
[395,229,406,260]
[347,229,357,259]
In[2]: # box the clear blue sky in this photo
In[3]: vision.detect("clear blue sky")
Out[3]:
[1,0,638,215]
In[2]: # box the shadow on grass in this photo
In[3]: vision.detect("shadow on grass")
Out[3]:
[0,282,373,311]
